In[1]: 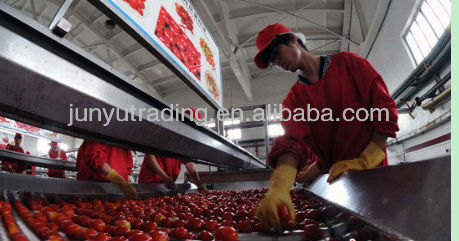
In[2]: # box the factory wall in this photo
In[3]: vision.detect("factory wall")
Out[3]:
[366,0,451,165]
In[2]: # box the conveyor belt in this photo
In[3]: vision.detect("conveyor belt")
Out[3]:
[0,149,76,171]
[1,158,450,240]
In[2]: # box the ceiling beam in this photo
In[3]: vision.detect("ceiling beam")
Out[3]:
[236,0,323,48]
[241,31,341,48]
[70,11,164,97]
[137,60,162,72]
[235,0,359,46]
[340,0,351,51]
[193,0,254,100]
[353,0,367,40]
[217,0,253,101]
[151,75,180,87]
[359,0,391,58]
[212,7,345,23]
[121,44,144,57]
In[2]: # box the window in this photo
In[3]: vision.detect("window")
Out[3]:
[402,0,450,65]
[60,143,69,151]
[37,139,68,154]
[268,113,282,121]
[36,139,49,154]
[268,124,284,137]
[227,128,241,140]
[223,119,241,126]
[204,122,216,128]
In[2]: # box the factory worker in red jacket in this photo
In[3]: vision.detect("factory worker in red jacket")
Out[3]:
[138,154,208,192]
[48,141,67,178]
[253,24,399,230]
[2,133,27,174]
[138,107,207,192]
[76,140,137,199]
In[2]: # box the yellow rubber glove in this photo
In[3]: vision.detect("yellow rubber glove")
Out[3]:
[106,169,138,199]
[256,164,297,231]
[327,141,385,183]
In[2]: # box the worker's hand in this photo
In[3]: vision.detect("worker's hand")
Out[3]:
[8,166,17,173]
[197,183,208,193]
[296,162,321,184]
[164,177,177,190]
[106,169,138,199]
[256,165,297,231]
[327,141,385,183]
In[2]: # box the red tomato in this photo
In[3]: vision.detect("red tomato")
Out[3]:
[47,222,59,232]
[255,222,267,233]
[305,209,321,221]
[131,218,143,229]
[113,226,130,236]
[169,227,191,239]
[234,210,248,222]
[148,230,169,241]
[109,237,128,241]
[222,212,234,221]
[278,204,292,229]
[129,233,152,241]
[114,219,131,229]
[237,220,254,233]
[12,233,28,241]
[205,220,219,231]
[186,217,204,230]
[92,232,111,241]
[303,223,321,240]
[172,219,186,228]
[141,221,157,232]
[221,220,236,228]
[197,230,213,241]
[83,227,98,240]
[215,226,239,241]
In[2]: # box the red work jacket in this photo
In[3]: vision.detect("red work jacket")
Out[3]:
[48,149,67,178]
[138,155,182,184]
[2,144,26,173]
[76,141,133,182]
[268,52,399,171]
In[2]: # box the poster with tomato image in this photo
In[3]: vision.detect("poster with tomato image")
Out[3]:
[0,131,14,149]
[100,0,222,107]
[0,116,61,141]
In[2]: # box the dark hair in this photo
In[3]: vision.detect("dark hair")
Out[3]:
[260,33,308,64]
[275,33,308,51]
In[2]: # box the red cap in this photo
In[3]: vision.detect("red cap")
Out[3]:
[50,141,58,147]
[254,23,291,69]
[14,133,22,138]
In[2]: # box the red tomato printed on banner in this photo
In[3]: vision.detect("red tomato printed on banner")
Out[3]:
[122,0,146,16]
[155,6,202,80]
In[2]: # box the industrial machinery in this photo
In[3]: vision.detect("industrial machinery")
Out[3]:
[0,157,450,240]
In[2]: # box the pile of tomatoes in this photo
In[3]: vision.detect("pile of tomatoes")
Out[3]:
[122,0,146,16]
[0,189,334,241]
[175,3,193,34]
[1,200,28,241]
[199,38,215,68]
[155,6,201,80]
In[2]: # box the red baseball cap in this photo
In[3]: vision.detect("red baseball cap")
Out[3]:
[254,23,292,69]
[50,141,58,147]
[14,133,22,139]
